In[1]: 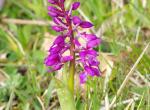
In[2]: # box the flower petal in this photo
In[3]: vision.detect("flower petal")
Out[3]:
[84,66,100,76]
[52,25,66,32]
[79,49,97,58]
[53,35,64,44]
[87,38,101,48]
[88,59,100,66]
[48,6,64,17]
[61,56,73,63]
[52,64,63,70]
[91,67,100,76]
[53,17,61,24]
[48,63,63,72]
[74,38,81,47]
[72,2,80,10]
[72,16,82,25]
[60,0,65,3]
[79,21,93,28]
[79,72,87,84]
[48,11,58,17]
[84,34,97,41]
[44,54,60,66]
[48,0,57,4]
[84,66,95,76]
[50,45,63,54]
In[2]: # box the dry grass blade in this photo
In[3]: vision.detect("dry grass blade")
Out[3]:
[124,99,134,110]
[113,97,139,108]
[104,94,109,110]
[0,105,6,110]
[109,42,150,109]
[129,77,142,87]
[47,100,59,110]
[7,29,25,56]
[0,25,25,56]
[0,69,9,79]
[36,96,46,110]
[2,18,53,26]
[136,70,150,87]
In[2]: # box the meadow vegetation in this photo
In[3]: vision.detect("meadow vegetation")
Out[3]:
[0,0,150,110]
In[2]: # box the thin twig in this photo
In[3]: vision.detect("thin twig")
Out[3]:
[0,69,9,79]
[104,93,110,110]
[0,25,25,56]
[7,29,25,56]
[135,26,141,43]
[136,70,150,87]
[129,77,142,87]
[109,43,150,109]
[5,91,15,110]
[2,18,53,26]
[48,100,59,110]
[113,97,139,108]
[124,99,134,110]
[131,101,135,110]
[137,92,145,110]
[36,96,46,110]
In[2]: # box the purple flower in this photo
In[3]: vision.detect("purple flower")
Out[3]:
[48,11,58,17]
[48,64,63,72]
[48,0,57,4]
[61,56,73,63]
[79,49,98,58]
[72,2,80,10]
[72,16,82,25]
[74,38,81,47]
[79,72,87,84]
[84,66,100,76]
[44,54,60,66]
[52,25,66,32]
[48,6,64,17]
[79,21,93,28]
[87,38,101,48]
[45,0,101,84]
[53,17,64,25]
[60,0,65,3]
[82,33,97,41]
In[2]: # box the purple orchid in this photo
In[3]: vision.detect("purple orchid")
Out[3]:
[45,0,101,84]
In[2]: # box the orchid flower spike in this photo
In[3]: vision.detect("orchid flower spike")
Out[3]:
[45,0,101,84]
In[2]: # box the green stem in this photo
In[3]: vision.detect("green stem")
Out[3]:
[68,58,75,94]
[61,3,75,95]
[68,33,75,94]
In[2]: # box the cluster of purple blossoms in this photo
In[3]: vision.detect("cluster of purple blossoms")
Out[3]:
[44,0,101,84]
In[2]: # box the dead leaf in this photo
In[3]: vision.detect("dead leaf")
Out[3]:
[99,53,116,77]
[0,71,7,86]
[42,33,56,52]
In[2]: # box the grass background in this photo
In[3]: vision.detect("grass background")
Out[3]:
[0,0,150,110]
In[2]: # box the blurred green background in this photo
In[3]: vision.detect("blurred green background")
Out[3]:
[0,0,150,110]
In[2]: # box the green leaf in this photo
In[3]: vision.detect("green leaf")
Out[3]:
[54,78,76,110]
[44,79,55,107]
